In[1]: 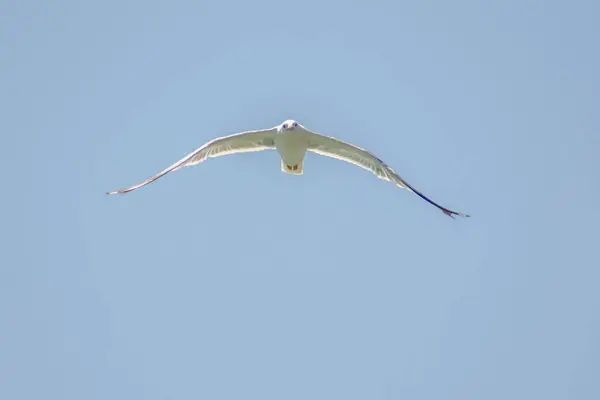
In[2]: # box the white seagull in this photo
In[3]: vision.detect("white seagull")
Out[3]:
[107,119,469,218]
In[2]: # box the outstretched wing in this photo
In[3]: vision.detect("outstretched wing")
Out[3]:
[305,130,469,218]
[106,128,277,195]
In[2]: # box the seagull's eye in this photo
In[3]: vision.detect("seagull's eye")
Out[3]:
[293,122,298,127]
[282,124,288,129]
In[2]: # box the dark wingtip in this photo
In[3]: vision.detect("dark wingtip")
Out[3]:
[442,209,470,219]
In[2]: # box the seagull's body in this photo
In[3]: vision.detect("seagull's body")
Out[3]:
[107,119,469,218]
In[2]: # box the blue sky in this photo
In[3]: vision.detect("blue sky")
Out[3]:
[2,0,599,399]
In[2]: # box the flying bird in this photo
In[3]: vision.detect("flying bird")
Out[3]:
[107,120,469,218]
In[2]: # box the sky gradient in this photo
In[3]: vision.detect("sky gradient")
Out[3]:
[2,1,599,399]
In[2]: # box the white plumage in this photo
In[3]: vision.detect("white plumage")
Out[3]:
[107,119,469,218]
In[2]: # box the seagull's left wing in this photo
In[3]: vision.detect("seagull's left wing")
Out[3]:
[106,127,277,195]
[305,130,469,218]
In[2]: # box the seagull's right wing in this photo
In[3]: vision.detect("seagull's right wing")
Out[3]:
[106,127,277,195]
[305,130,469,218]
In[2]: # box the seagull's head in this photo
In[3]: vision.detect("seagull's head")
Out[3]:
[279,120,301,132]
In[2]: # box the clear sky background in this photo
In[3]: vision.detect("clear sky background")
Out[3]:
[2,1,599,399]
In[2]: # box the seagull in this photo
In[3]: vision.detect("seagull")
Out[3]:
[106,119,469,218]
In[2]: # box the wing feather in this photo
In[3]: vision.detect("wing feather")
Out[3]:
[106,128,277,195]
[306,131,469,218]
